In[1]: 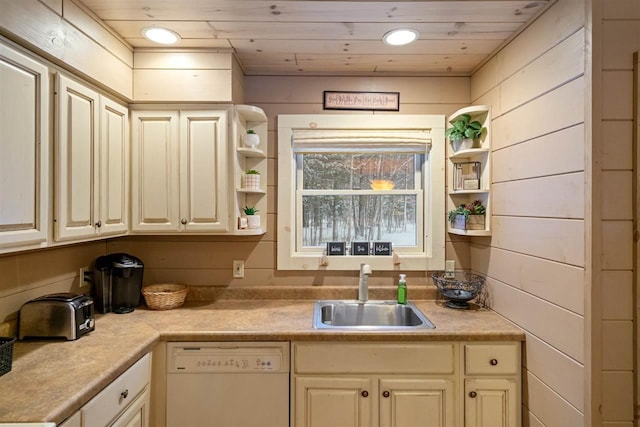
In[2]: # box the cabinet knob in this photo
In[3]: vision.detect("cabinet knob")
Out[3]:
[181,218,187,225]
[95,221,102,228]
[121,389,129,399]
[382,391,390,398]
[490,358,498,366]
[469,391,477,398]
[361,390,369,398]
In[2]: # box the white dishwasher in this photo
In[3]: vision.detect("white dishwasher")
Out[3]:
[166,342,290,427]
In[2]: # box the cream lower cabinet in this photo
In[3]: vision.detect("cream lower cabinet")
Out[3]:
[58,353,152,427]
[463,343,520,427]
[0,41,49,251]
[131,110,230,233]
[55,74,129,242]
[293,341,521,427]
[292,342,458,427]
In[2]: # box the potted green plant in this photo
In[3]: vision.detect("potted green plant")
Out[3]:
[445,114,486,152]
[448,200,486,230]
[243,205,260,229]
[243,129,260,149]
[243,169,261,189]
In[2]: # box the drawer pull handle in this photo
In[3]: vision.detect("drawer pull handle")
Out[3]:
[490,358,498,366]
[361,391,369,398]
[382,391,390,398]
[469,391,477,398]
[95,221,102,227]
[181,218,188,225]
[121,389,129,399]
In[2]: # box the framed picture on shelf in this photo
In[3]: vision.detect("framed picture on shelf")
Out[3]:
[453,161,481,191]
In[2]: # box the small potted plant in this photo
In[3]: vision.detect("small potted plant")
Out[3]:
[445,114,486,152]
[243,205,260,229]
[448,200,486,230]
[243,169,261,189]
[243,129,260,149]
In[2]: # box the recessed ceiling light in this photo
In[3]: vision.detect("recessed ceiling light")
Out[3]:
[141,27,181,45]
[383,29,419,46]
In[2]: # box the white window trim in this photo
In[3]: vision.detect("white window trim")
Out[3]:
[277,114,445,271]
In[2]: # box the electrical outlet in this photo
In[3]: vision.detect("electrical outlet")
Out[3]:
[444,260,455,278]
[79,267,91,288]
[233,260,245,278]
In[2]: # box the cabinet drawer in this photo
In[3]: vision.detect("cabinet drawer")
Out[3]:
[465,343,519,376]
[294,342,456,375]
[83,353,151,427]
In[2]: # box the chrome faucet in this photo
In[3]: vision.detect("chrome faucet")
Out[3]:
[358,263,372,302]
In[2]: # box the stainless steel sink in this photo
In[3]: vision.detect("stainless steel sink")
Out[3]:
[313,300,435,330]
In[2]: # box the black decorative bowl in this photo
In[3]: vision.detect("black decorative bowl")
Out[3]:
[431,271,485,309]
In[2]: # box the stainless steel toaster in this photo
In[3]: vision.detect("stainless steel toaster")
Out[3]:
[19,293,95,340]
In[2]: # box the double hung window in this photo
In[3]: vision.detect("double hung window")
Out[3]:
[278,115,445,271]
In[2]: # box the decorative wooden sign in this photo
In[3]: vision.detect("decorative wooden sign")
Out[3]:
[373,242,392,256]
[327,242,346,256]
[323,91,400,111]
[351,242,370,256]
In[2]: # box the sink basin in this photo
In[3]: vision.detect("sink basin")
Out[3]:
[313,300,435,330]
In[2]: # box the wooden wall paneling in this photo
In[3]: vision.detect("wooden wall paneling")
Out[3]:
[232,54,245,105]
[495,0,584,82]
[601,320,634,370]
[500,29,585,114]
[133,51,232,69]
[601,121,633,170]
[603,21,640,69]
[601,372,635,421]
[0,257,19,296]
[601,171,633,220]
[602,70,634,120]
[470,85,501,117]
[471,244,584,315]
[601,220,633,270]
[492,124,584,183]
[492,173,584,219]
[601,271,633,320]
[39,0,62,14]
[492,77,585,150]
[133,69,233,102]
[523,333,585,412]
[488,277,585,362]
[491,216,585,267]
[603,0,640,19]
[524,372,584,426]
[243,76,470,105]
[63,0,133,68]
[470,56,498,103]
[0,0,132,98]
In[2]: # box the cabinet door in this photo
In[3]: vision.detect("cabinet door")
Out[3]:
[55,74,100,241]
[58,411,81,427]
[465,378,518,427]
[99,96,129,236]
[110,387,150,427]
[179,111,229,232]
[379,378,455,427]
[0,42,49,248]
[294,376,372,427]
[131,111,180,231]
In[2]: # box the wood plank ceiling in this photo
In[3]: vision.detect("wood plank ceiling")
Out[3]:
[78,0,552,76]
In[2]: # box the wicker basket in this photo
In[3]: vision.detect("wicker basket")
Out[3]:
[142,284,188,310]
[0,337,16,377]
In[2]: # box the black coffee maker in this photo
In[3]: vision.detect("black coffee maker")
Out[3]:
[93,253,144,314]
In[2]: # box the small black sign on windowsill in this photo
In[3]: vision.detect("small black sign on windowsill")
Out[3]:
[351,242,370,256]
[327,242,346,256]
[373,242,392,256]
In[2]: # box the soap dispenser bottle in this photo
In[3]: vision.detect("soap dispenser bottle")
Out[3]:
[397,274,407,304]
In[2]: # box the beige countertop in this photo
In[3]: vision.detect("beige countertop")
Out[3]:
[0,296,524,424]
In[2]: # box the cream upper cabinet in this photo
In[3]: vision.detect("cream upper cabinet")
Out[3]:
[55,74,129,241]
[131,110,229,233]
[0,41,49,250]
